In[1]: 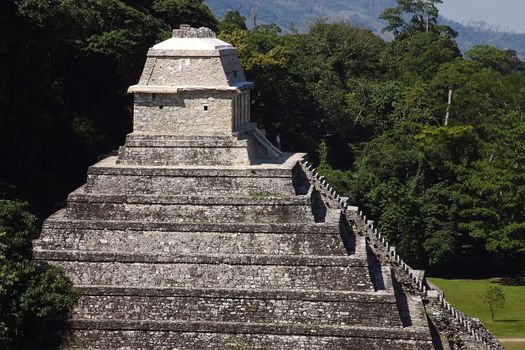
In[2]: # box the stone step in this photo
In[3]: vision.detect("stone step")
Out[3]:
[72,286,403,327]
[65,191,325,224]
[38,211,368,256]
[124,134,243,141]
[117,144,253,166]
[121,139,249,149]
[42,210,340,233]
[36,228,360,257]
[42,256,377,291]
[115,132,292,167]
[54,319,434,350]
[123,133,249,145]
[35,250,369,266]
[84,160,308,196]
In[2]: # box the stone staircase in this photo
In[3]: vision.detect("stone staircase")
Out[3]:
[34,152,435,349]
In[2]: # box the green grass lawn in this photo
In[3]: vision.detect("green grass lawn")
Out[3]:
[501,342,525,350]
[429,278,525,342]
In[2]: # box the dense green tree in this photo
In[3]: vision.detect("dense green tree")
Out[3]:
[151,0,218,31]
[455,114,525,273]
[219,10,247,33]
[465,45,524,75]
[286,22,387,151]
[0,200,75,349]
[385,31,460,82]
[431,57,525,126]
[380,0,443,36]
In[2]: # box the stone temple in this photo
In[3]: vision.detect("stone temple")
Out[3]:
[34,26,500,349]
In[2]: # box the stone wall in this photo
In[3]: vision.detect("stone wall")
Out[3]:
[232,90,250,131]
[60,327,434,350]
[49,259,375,291]
[73,291,402,327]
[138,52,246,87]
[65,190,317,223]
[37,229,348,256]
[133,91,234,136]
[117,142,252,166]
[84,165,297,196]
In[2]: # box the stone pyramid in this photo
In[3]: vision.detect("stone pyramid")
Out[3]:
[34,25,436,349]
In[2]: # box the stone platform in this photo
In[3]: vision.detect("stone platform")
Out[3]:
[34,151,435,349]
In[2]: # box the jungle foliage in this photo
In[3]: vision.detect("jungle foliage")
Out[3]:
[219,1,525,276]
[0,200,75,349]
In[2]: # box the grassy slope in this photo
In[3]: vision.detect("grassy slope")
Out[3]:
[429,278,525,340]
[504,343,525,350]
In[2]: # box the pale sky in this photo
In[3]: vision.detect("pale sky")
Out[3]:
[439,0,525,33]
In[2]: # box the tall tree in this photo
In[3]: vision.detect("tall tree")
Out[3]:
[219,10,247,33]
[380,0,444,37]
[152,0,218,31]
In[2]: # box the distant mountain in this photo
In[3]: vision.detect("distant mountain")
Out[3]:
[440,18,525,57]
[205,0,525,57]
[205,0,396,33]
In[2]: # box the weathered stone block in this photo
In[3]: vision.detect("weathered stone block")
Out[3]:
[132,92,235,136]
[36,229,348,256]
[40,211,339,234]
[65,191,320,224]
[73,292,403,327]
[50,260,376,291]
[117,143,252,166]
[85,157,303,196]
[55,322,434,350]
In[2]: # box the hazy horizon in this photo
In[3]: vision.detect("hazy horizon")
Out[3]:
[439,0,525,33]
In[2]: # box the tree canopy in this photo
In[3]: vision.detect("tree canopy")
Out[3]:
[380,0,444,36]
[219,10,525,276]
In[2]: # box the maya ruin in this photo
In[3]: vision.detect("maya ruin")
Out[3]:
[34,25,504,350]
